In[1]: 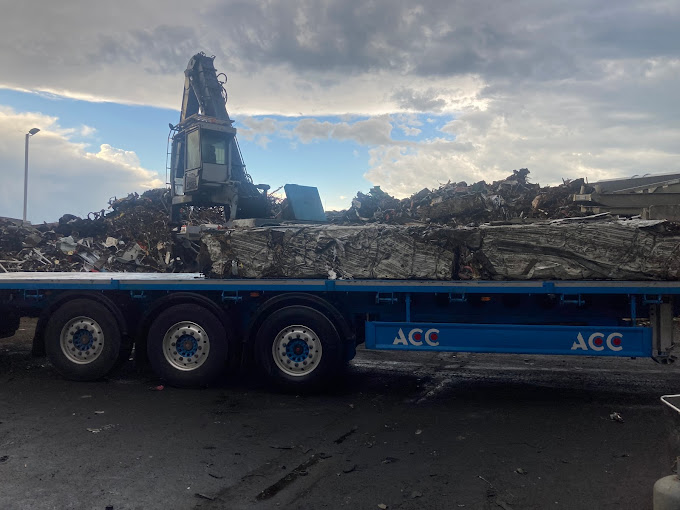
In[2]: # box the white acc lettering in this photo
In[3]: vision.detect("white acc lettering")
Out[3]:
[424,329,440,346]
[606,333,623,351]
[392,328,440,347]
[571,332,623,351]
[393,328,408,346]
[588,332,605,351]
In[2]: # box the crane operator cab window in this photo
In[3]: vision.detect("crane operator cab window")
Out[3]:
[200,129,230,184]
[201,130,226,164]
[186,129,202,171]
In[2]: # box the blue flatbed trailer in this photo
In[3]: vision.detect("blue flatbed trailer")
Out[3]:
[0,272,678,389]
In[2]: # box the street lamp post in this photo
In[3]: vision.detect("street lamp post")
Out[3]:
[23,127,40,224]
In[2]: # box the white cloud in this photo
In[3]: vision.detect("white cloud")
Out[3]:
[365,60,680,196]
[238,116,291,147]
[91,144,142,168]
[0,108,163,223]
[80,125,97,137]
[239,116,284,136]
[293,116,394,145]
[401,126,421,136]
[0,1,490,116]
[255,135,271,149]
[0,0,677,202]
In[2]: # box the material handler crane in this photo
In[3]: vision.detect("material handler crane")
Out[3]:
[168,53,272,223]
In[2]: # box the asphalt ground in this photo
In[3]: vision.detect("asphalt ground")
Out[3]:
[1,318,679,510]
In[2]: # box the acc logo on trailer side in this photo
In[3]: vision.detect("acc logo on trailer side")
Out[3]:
[392,328,440,347]
[571,332,623,351]
[391,328,624,351]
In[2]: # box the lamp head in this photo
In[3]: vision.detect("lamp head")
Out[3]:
[28,128,40,136]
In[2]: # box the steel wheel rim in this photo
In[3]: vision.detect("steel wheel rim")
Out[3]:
[272,325,322,377]
[162,321,211,371]
[60,316,105,365]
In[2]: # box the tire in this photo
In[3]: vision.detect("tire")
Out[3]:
[147,304,229,387]
[255,305,343,391]
[45,299,122,381]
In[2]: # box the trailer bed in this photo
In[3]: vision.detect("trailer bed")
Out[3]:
[3,272,680,295]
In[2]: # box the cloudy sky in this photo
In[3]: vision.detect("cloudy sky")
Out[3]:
[0,0,678,222]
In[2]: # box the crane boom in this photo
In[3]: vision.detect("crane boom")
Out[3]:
[180,53,231,123]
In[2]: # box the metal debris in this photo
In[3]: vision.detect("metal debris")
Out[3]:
[610,412,625,423]
[327,169,584,226]
[86,424,116,433]
[0,189,223,273]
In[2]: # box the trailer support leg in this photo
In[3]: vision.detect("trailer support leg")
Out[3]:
[651,299,675,361]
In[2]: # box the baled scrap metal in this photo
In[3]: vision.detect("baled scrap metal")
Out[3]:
[199,217,680,281]
[199,224,474,280]
[473,217,680,280]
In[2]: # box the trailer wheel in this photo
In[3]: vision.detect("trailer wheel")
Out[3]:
[147,304,229,387]
[45,299,121,381]
[255,306,343,390]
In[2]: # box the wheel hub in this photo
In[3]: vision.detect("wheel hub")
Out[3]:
[60,317,105,365]
[286,339,310,362]
[72,329,94,350]
[162,321,210,371]
[273,325,322,377]
[177,335,198,357]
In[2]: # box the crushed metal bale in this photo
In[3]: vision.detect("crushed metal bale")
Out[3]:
[199,216,680,281]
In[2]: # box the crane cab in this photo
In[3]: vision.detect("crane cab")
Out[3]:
[169,116,269,223]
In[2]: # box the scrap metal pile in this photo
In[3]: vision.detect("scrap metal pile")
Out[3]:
[0,190,223,273]
[326,168,584,225]
[3,168,680,280]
